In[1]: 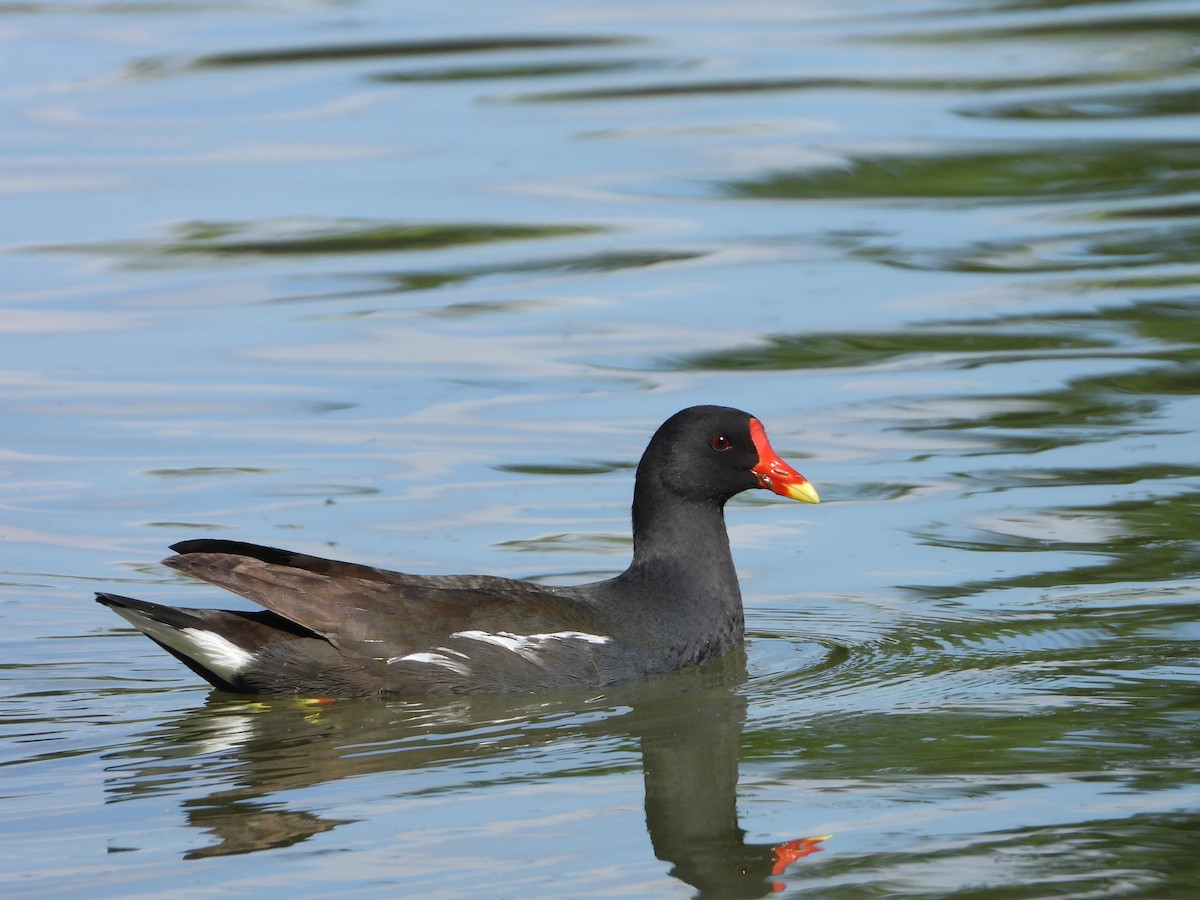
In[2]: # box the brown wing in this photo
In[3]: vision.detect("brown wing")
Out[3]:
[162,539,601,659]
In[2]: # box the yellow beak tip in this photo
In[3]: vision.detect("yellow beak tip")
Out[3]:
[787,481,820,504]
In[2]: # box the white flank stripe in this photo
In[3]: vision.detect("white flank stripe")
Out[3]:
[452,630,529,656]
[544,631,611,645]
[108,606,254,682]
[388,651,471,676]
[451,630,610,664]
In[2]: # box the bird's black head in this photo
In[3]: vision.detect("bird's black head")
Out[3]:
[638,406,818,506]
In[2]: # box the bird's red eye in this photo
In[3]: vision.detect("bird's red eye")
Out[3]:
[710,434,732,452]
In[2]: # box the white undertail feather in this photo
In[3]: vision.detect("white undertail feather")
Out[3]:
[109,606,254,683]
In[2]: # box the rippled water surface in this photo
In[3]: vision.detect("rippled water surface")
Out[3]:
[3,1,1199,897]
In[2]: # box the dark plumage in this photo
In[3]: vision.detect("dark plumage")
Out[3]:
[97,405,818,697]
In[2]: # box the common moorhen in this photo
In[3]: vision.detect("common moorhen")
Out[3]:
[97,405,818,697]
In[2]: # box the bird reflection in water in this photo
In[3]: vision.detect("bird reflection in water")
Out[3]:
[103,654,828,898]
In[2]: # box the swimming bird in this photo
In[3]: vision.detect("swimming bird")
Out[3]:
[97,405,818,697]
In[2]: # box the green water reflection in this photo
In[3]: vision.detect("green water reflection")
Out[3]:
[78,220,602,260]
[910,488,1200,599]
[670,330,1110,372]
[188,35,636,69]
[724,142,1200,204]
[966,86,1200,120]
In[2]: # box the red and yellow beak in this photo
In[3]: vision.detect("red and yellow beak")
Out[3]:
[749,418,820,504]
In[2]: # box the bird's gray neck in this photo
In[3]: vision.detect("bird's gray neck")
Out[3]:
[616,475,745,623]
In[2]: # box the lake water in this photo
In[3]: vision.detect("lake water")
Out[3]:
[3,0,1199,896]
